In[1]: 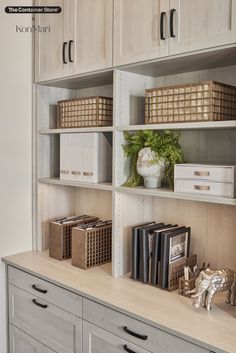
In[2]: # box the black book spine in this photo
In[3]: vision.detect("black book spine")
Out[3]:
[139,231,149,283]
[131,228,140,280]
[150,234,159,285]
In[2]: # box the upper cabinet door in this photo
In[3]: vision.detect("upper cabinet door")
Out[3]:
[114,0,169,66]
[70,0,113,75]
[170,0,236,55]
[35,0,73,82]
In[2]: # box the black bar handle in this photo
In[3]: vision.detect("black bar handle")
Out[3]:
[123,345,137,353]
[170,9,176,37]
[32,299,48,309]
[62,42,68,64]
[32,284,47,294]
[123,326,148,341]
[160,12,166,40]
[68,40,74,63]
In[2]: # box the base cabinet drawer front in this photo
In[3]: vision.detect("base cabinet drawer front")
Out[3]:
[174,179,235,198]
[83,299,208,353]
[8,266,82,317]
[9,325,55,353]
[83,321,150,353]
[9,285,82,353]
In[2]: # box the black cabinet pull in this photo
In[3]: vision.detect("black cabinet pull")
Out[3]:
[123,326,148,341]
[170,9,176,37]
[32,284,47,294]
[62,42,68,64]
[68,40,74,62]
[123,345,137,353]
[32,299,48,309]
[160,12,166,40]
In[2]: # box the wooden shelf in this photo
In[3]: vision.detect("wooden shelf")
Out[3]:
[117,120,236,131]
[39,126,114,134]
[116,185,236,206]
[38,177,113,191]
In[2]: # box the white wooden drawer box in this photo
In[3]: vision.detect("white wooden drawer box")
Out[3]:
[9,285,82,353]
[8,267,82,317]
[60,133,112,183]
[83,299,208,353]
[175,164,236,183]
[174,164,236,198]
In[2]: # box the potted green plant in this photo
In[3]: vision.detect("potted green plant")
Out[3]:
[122,130,185,189]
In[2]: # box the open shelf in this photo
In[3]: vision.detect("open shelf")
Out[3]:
[39,126,114,134]
[117,120,236,131]
[116,185,236,206]
[38,177,113,191]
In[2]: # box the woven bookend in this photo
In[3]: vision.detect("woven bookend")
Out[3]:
[72,223,112,269]
[168,254,197,291]
[49,216,98,260]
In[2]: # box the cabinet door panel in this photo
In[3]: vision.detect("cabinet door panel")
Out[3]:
[10,325,54,353]
[9,285,82,353]
[35,0,71,82]
[114,0,169,66]
[170,0,236,55]
[83,321,150,353]
[71,0,113,74]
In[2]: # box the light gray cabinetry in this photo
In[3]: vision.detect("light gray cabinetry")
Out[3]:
[113,0,169,66]
[83,321,150,353]
[83,299,209,353]
[113,0,236,66]
[8,267,82,317]
[9,325,55,353]
[170,0,236,55]
[9,285,82,353]
[35,0,113,82]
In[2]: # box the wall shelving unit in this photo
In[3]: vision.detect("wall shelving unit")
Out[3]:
[34,55,236,280]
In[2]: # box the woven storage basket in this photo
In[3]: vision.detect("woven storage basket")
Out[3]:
[57,96,113,128]
[72,221,112,269]
[49,215,98,260]
[145,81,236,124]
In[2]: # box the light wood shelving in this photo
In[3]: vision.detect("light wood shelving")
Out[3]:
[116,186,236,206]
[39,126,114,134]
[35,59,236,280]
[38,177,113,191]
[117,120,236,131]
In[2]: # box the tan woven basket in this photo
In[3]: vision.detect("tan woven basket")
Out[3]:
[72,221,112,269]
[49,215,98,261]
[145,81,236,124]
[57,96,113,128]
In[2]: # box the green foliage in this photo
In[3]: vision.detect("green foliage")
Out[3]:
[122,130,185,188]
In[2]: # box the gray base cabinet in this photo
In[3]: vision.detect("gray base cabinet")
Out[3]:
[9,325,55,353]
[7,266,212,353]
[83,321,150,353]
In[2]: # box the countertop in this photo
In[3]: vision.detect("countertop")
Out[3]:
[3,251,236,353]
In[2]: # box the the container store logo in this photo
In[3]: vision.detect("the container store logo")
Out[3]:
[5,6,62,14]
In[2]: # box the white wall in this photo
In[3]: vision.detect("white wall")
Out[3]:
[0,2,32,352]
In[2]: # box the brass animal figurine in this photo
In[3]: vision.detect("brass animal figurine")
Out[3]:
[187,269,236,311]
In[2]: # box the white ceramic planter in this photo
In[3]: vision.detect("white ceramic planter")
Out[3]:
[137,147,165,188]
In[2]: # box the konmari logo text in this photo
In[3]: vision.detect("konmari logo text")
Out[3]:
[16,24,50,33]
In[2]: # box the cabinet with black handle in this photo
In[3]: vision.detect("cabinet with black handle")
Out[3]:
[114,0,236,66]
[35,0,113,82]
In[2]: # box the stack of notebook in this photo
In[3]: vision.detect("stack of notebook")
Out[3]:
[131,222,191,289]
